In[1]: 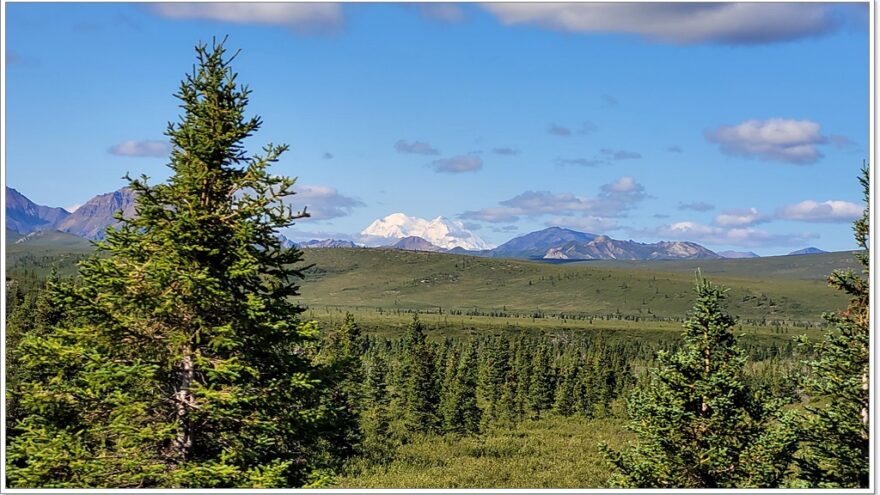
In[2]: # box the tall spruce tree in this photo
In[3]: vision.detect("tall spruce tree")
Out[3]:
[444,342,481,434]
[795,164,870,487]
[601,277,797,488]
[316,313,365,463]
[400,315,439,435]
[527,340,554,416]
[7,40,339,488]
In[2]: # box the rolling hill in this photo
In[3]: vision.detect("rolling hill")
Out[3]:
[297,248,849,322]
[4,229,854,325]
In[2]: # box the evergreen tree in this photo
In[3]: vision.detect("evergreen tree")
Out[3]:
[796,164,870,487]
[527,340,554,416]
[601,277,797,488]
[400,315,439,435]
[478,336,509,427]
[360,353,393,460]
[316,313,365,463]
[439,343,461,433]
[444,342,481,434]
[511,336,532,421]
[553,359,577,417]
[7,40,340,488]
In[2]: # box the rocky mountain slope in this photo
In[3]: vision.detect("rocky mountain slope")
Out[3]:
[53,188,138,239]
[391,236,447,252]
[788,247,827,256]
[6,187,71,234]
[543,235,720,260]
[489,227,596,259]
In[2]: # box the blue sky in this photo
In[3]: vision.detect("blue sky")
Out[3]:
[4,2,870,255]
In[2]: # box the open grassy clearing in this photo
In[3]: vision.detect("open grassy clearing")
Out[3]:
[336,415,632,488]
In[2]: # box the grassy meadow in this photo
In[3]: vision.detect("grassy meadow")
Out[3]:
[337,415,632,488]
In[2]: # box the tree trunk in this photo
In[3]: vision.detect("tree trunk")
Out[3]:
[174,349,194,462]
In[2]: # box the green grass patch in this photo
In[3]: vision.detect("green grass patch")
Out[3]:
[337,415,631,488]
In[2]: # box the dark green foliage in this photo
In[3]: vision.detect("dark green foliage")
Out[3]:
[6,40,340,488]
[477,336,509,427]
[316,313,365,462]
[601,277,797,488]
[527,341,554,416]
[400,315,440,434]
[795,164,870,488]
[445,342,481,434]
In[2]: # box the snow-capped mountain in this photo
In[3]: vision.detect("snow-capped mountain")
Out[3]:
[360,213,492,250]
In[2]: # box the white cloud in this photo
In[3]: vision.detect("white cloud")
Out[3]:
[294,185,364,220]
[432,155,483,173]
[601,176,642,194]
[461,176,646,223]
[418,4,465,23]
[777,200,863,223]
[714,207,768,227]
[708,199,863,226]
[547,216,620,232]
[600,148,642,160]
[678,201,714,212]
[556,157,605,167]
[548,123,571,137]
[706,118,828,164]
[395,139,440,155]
[493,147,519,156]
[651,221,818,248]
[150,3,344,33]
[482,3,842,45]
[109,140,171,157]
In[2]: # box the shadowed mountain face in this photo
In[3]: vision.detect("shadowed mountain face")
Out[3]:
[7,186,136,240]
[788,247,827,256]
[5,187,71,234]
[490,227,597,259]
[53,188,138,239]
[391,236,447,252]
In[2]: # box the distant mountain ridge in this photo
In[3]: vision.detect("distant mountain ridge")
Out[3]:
[7,188,741,261]
[788,247,827,256]
[543,235,720,261]
[490,227,596,259]
[391,236,446,252]
[54,188,138,239]
[360,213,492,250]
[6,186,135,240]
[6,187,71,234]
[298,239,359,249]
[718,250,760,259]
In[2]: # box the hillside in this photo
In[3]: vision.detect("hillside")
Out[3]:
[4,238,852,324]
[298,248,848,322]
[580,250,861,281]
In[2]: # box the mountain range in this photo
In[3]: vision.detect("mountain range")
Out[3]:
[6,186,137,240]
[359,213,492,250]
[5,187,826,261]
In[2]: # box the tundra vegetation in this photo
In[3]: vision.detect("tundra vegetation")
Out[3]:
[4,42,870,489]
